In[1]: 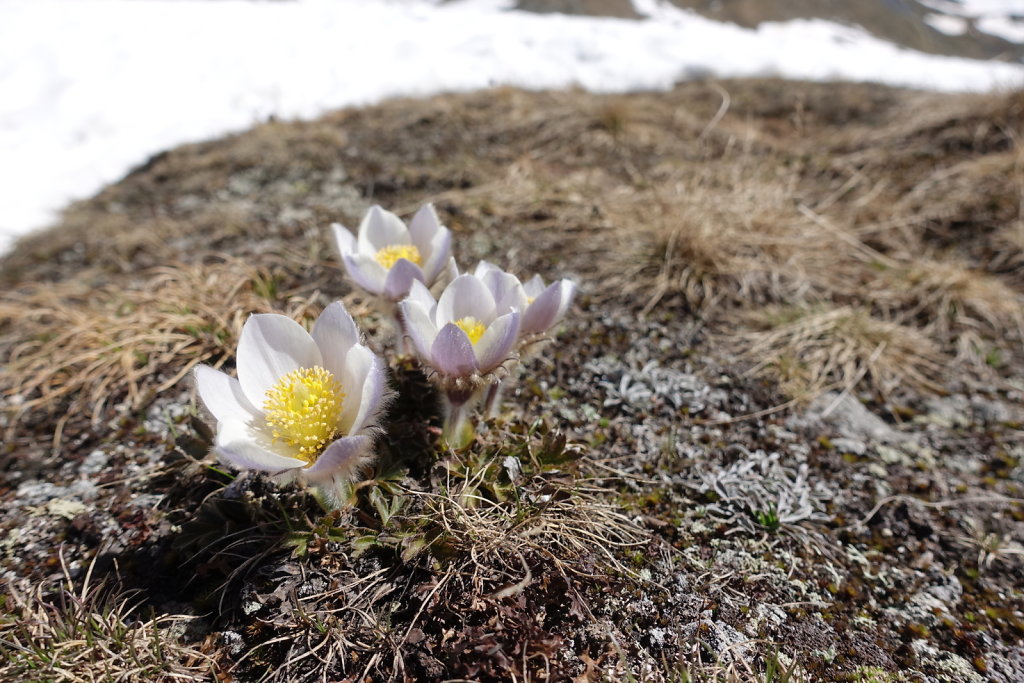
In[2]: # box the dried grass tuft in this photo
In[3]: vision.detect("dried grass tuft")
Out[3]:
[0,552,213,682]
[870,258,1024,354]
[742,306,947,398]
[612,160,832,313]
[0,258,319,434]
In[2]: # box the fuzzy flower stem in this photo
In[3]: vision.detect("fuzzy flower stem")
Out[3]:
[442,387,481,450]
[482,379,506,419]
[392,304,412,356]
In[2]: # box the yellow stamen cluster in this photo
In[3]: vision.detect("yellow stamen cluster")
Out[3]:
[455,317,487,345]
[375,244,422,270]
[263,366,345,463]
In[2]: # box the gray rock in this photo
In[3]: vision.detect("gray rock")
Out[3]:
[832,437,867,456]
[15,481,69,506]
[803,392,909,444]
[78,449,109,476]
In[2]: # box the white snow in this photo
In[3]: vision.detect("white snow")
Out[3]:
[978,15,1024,41]
[952,0,1024,14]
[921,0,1024,14]
[924,12,970,35]
[2,0,1024,255]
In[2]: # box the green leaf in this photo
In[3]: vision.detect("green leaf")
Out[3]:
[399,534,427,563]
[351,535,380,557]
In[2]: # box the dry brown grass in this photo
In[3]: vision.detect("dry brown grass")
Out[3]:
[742,306,947,398]
[0,258,325,438]
[615,160,833,313]
[2,80,1022,429]
[0,552,213,682]
[869,258,1024,354]
[613,84,1024,397]
[220,451,649,682]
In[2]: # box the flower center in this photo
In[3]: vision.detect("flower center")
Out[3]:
[375,244,422,270]
[454,317,487,345]
[263,366,344,462]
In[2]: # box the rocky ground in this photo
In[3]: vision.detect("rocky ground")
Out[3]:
[2,80,1023,681]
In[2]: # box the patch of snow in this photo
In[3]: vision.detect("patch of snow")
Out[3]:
[2,0,1024,254]
[922,0,1024,15]
[957,0,1024,14]
[924,12,970,35]
[978,14,1024,41]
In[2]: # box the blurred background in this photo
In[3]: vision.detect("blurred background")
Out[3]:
[2,0,1023,254]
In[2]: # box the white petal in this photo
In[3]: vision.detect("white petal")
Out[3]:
[553,279,577,321]
[339,344,387,435]
[420,227,452,285]
[342,252,388,295]
[445,257,460,281]
[436,274,496,326]
[357,205,411,252]
[523,274,547,298]
[194,365,261,423]
[399,299,437,361]
[485,269,527,315]
[473,260,501,279]
[312,301,360,380]
[301,435,372,484]
[405,278,437,311]
[409,203,442,247]
[237,314,323,408]
[331,223,356,256]
[215,419,306,473]
[351,348,388,434]
[383,258,425,301]
[475,311,520,373]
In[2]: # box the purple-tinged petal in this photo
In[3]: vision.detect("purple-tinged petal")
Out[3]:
[237,314,323,409]
[430,323,479,377]
[522,280,576,335]
[420,227,452,285]
[301,434,372,483]
[357,205,411,253]
[475,311,521,373]
[383,258,425,301]
[399,299,437,361]
[313,301,360,380]
[409,203,442,247]
[436,274,496,326]
[195,365,261,423]
[215,419,306,473]
[342,252,388,296]
[475,262,523,311]
[331,223,356,257]
[490,272,528,316]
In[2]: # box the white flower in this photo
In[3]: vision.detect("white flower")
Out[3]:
[194,302,388,491]
[399,273,521,392]
[472,261,576,343]
[332,204,456,302]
